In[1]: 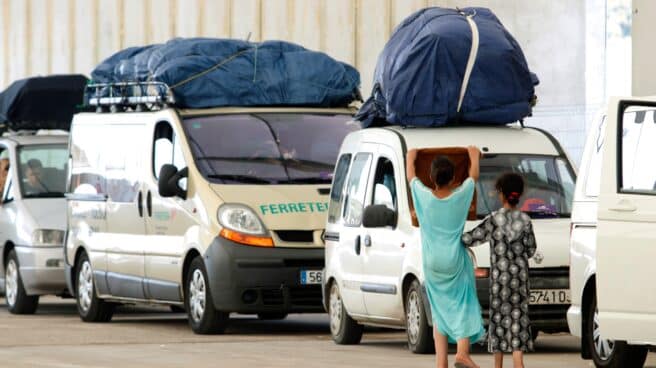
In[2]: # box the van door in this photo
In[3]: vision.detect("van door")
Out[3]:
[331,147,376,316]
[143,121,195,302]
[361,145,406,319]
[597,98,656,343]
[103,123,148,300]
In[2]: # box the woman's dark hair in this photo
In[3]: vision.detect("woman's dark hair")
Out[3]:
[496,172,525,206]
[431,156,455,187]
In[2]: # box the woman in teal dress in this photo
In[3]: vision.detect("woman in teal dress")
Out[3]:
[407,146,484,368]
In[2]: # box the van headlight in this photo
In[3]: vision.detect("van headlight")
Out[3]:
[32,229,65,246]
[218,204,266,235]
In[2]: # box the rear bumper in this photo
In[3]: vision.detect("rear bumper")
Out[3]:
[476,267,570,333]
[204,236,325,314]
[15,245,67,295]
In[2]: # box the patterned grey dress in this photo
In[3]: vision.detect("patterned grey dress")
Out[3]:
[461,208,537,353]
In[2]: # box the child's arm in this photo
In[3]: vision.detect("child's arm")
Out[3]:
[462,216,492,248]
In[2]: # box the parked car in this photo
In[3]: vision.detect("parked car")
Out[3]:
[0,132,69,313]
[66,101,359,334]
[324,125,576,353]
[568,98,654,368]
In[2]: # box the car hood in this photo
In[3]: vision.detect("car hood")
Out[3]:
[20,198,67,230]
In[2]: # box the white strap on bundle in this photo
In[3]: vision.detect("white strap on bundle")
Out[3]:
[457,14,480,113]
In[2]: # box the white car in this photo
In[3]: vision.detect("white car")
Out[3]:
[568,98,654,368]
[323,124,576,353]
[0,132,69,313]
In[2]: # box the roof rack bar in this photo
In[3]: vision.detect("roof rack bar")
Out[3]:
[84,81,175,112]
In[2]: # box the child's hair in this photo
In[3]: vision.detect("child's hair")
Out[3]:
[495,172,525,206]
[431,156,455,187]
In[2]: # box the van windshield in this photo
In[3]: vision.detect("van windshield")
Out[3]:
[18,144,68,198]
[476,154,575,219]
[182,113,359,184]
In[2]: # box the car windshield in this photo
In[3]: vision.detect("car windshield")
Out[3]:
[476,154,575,219]
[18,144,68,198]
[182,113,360,184]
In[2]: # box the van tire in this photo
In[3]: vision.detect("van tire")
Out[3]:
[405,279,435,354]
[5,250,39,314]
[257,313,288,320]
[185,256,228,334]
[328,281,363,345]
[585,291,648,368]
[75,252,114,322]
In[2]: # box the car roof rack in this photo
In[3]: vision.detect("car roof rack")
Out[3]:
[85,81,175,113]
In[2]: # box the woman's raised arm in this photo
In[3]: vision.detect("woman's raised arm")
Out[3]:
[406,149,418,182]
[467,146,481,182]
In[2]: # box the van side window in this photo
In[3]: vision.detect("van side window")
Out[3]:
[328,154,352,224]
[3,170,13,203]
[343,153,373,227]
[153,122,187,190]
[372,157,397,210]
[70,124,108,197]
[620,107,656,193]
[105,124,143,203]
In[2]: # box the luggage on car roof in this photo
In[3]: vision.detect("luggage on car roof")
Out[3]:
[89,38,361,109]
[356,7,539,128]
[0,74,88,131]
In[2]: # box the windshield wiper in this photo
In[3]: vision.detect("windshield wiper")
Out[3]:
[283,177,332,184]
[206,174,273,184]
[23,192,65,198]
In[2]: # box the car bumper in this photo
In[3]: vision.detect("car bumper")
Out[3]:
[476,267,570,333]
[204,236,325,314]
[567,305,582,337]
[15,245,67,295]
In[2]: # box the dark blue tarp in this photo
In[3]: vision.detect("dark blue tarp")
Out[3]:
[90,38,361,108]
[0,74,88,131]
[356,7,539,127]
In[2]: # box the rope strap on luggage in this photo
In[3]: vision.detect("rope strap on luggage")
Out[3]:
[457,12,479,113]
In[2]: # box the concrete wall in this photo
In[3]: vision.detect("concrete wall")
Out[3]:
[0,0,599,163]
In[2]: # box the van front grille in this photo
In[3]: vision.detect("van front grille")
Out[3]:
[276,230,314,243]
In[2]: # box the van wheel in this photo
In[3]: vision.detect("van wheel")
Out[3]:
[257,313,288,320]
[5,250,39,314]
[405,279,435,354]
[75,252,114,322]
[185,256,228,334]
[586,292,648,368]
[328,281,363,345]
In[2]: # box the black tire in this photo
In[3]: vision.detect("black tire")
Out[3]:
[257,312,288,320]
[4,250,39,314]
[170,305,186,313]
[75,252,114,322]
[405,279,435,354]
[185,256,229,334]
[585,292,648,368]
[328,281,363,345]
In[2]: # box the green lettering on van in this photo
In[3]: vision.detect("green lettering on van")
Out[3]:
[288,203,299,213]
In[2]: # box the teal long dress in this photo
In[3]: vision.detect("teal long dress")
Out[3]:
[410,177,485,344]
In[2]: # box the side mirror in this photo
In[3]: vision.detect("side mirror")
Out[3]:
[158,164,188,199]
[362,204,397,228]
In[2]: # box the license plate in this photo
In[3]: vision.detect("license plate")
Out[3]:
[529,289,571,305]
[300,270,323,285]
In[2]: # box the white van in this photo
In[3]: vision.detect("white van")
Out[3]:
[568,98,654,367]
[0,132,69,313]
[324,125,576,353]
[65,100,358,333]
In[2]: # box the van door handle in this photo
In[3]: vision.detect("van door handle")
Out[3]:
[609,201,637,213]
[137,191,144,217]
[364,235,372,247]
[354,235,361,255]
[146,191,152,217]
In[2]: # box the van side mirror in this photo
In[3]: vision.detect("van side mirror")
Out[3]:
[362,204,397,228]
[158,164,188,199]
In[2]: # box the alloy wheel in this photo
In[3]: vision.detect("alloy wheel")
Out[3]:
[329,283,343,336]
[5,260,18,307]
[77,261,93,313]
[593,307,615,361]
[406,289,421,345]
[189,269,206,323]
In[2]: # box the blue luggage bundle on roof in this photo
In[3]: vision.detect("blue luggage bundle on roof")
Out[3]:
[356,7,539,128]
[89,38,361,109]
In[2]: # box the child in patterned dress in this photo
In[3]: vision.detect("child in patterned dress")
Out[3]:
[462,173,537,368]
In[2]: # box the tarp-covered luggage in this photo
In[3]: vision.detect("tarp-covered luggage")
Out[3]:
[90,38,361,109]
[0,74,88,131]
[356,7,539,127]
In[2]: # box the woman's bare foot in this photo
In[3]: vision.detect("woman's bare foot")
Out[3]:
[454,354,480,368]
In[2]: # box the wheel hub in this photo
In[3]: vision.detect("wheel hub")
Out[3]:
[189,269,206,323]
[406,290,421,344]
[5,260,18,307]
[77,261,93,313]
[329,284,343,336]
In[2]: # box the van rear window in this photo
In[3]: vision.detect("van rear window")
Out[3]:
[181,113,359,185]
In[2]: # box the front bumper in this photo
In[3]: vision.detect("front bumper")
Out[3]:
[204,236,325,314]
[15,245,67,295]
[476,267,570,333]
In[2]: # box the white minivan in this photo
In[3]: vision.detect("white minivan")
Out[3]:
[568,98,655,367]
[324,125,576,353]
[0,132,69,313]
[66,95,359,333]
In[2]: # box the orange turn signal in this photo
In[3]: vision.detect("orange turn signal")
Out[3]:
[219,229,274,247]
[474,268,490,278]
